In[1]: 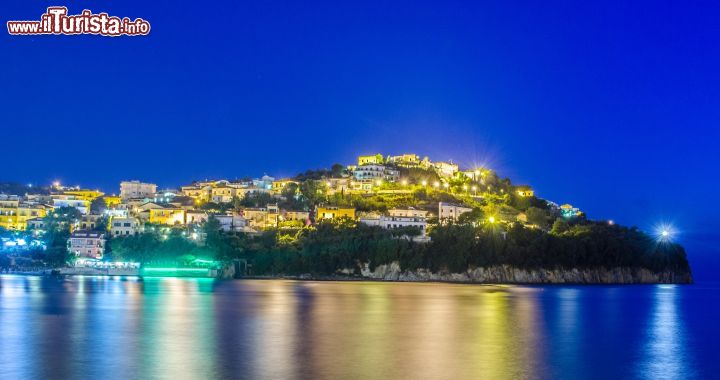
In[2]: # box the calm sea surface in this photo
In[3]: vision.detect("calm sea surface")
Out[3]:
[0,275,718,380]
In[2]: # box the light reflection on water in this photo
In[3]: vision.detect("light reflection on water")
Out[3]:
[0,275,716,379]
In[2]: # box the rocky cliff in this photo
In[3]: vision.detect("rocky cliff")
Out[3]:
[357,261,692,284]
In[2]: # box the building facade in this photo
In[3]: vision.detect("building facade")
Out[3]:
[438,202,473,222]
[110,217,141,237]
[68,230,106,259]
[120,180,157,200]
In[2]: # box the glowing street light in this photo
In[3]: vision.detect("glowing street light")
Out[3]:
[421,180,427,186]
[488,216,496,223]
[401,179,408,186]
[433,181,440,188]
[462,184,468,192]
[443,183,449,189]
[655,224,675,242]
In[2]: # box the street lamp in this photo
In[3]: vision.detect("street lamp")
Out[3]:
[421,180,427,186]
[488,216,496,223]
[401,179,408,186]
[433,181,440,188]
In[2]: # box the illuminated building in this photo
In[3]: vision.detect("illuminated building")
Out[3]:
[211,185,237,203]
[149,206,186,225]
[103,195,122,207]
[120,180,157,199]
[386,153,421,167]
[515,186,535,197]
[52,194,90,214]
[0,195,47,230]
[433,161,459,178]
[316,206,356,220]
[186,210,209,225]
[560,204,582,218]
[438,202,472,223]
[358,154,384,166]
[110,217,141,236]
[67,230,106,259]
[272,179,298,192]
[353,164,395,181]
[242,206,279,228]
[215,214,249,232]
[78,214,103,230]
[282,210,310,222]
[181,185,211,202]
[388,208,428,218]
[62,189,104,202]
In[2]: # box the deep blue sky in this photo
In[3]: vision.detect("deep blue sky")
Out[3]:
[2,1,719,279]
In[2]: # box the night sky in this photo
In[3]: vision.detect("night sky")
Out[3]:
[2,1,718,280]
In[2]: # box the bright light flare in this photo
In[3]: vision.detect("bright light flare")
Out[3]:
[654,223,676,242]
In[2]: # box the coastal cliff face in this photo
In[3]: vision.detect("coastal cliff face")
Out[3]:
[357,262,692,284]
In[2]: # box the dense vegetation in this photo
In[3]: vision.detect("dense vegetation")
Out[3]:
[101,217,690,277]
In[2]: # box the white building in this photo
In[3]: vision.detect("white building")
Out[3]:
[186,210,209,225]
[110,217,141,237]
[438,202,472,222]
[120,180,157,200]
[353,164,387,181]
[433,161,459,178]
[388,208,428,218]
[215,214,250,232]
[67,230,106,259]
[52,195,90,214]
[360,215,429,241]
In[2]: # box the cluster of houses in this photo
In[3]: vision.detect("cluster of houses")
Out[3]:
[0,152,584,262]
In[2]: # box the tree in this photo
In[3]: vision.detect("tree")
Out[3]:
[331,163,346,178]
[550,218,570,235]
[526,207,551,229]
[299,180,325,207]
[90,197,107,214]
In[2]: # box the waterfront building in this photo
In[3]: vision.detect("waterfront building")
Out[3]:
[67,230,106,259]
[120,180,157,200]
[0,195,48,230]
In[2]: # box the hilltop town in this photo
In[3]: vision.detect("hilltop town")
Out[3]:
[0,153,691,283]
